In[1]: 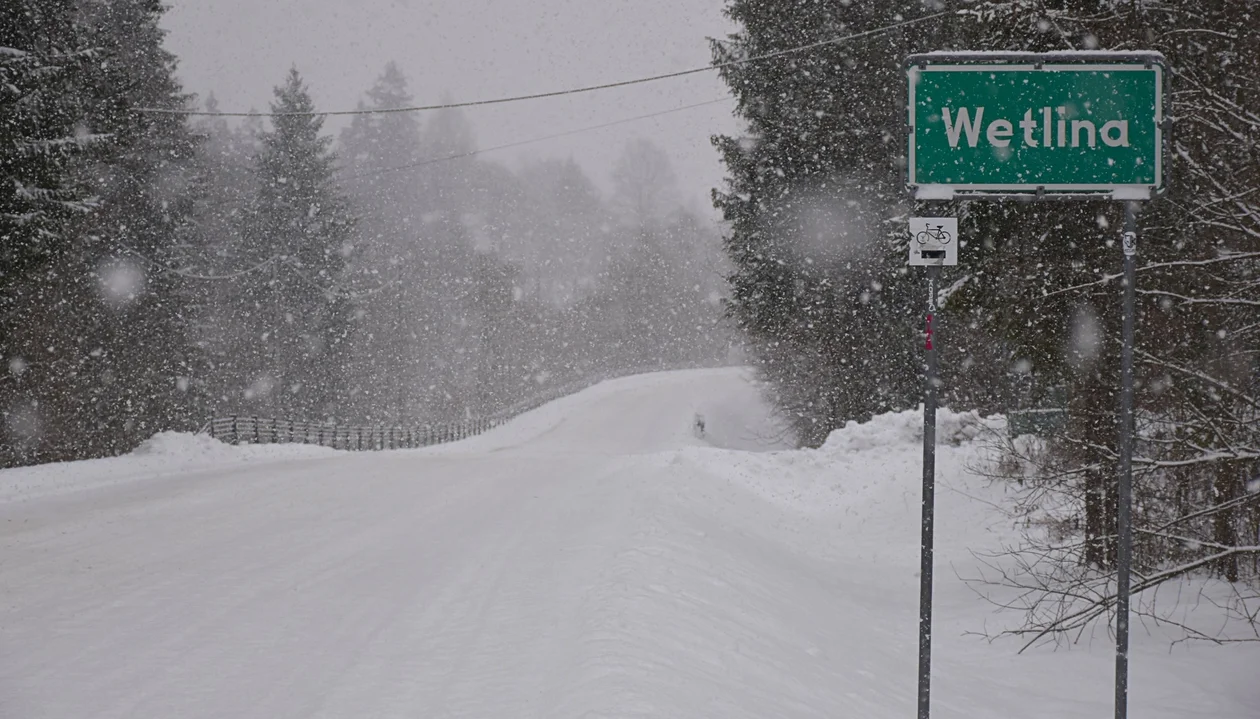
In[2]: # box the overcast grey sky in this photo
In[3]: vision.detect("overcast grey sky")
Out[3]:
[161,0,743,215]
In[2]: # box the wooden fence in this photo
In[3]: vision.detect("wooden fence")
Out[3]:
[206,415,506,450]
[204,367,682,450]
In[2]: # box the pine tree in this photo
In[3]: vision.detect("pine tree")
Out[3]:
[513,157,611,305]
[0,0,95,466]
[338,62,431,422]
[711,0,922,445]
[60,0,202,454]
[0,0,94,290]
[937,1,1260,577]
[2,0,200,465]
[183,94,263,418]
[242,68,355,420]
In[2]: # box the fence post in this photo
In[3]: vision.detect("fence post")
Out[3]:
[252,416,260,444]
[231,416,239,445]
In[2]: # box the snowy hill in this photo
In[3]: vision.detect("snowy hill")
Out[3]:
[0,368,1252,718]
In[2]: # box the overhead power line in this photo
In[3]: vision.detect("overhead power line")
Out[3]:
[134,11,948,118]
[337,97,733,183]
[193,96,733,211]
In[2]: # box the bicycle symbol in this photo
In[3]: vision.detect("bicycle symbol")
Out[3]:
[915,224,953,245]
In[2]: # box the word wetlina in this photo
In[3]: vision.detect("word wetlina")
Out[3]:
[941,107,1130,149]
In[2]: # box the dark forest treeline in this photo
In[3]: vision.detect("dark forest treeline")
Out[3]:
[0,0,735,468]
[713,0,1259,638]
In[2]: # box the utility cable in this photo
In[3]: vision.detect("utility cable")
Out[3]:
[193,95,734,211]
[133,11,948,117]
[337,96,732,183]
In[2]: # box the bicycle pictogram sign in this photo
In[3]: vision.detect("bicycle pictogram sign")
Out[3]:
[915,224,953,245]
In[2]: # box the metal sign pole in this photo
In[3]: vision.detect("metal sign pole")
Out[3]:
[1115,200,1139,719]
[918,264,940,719]
[904,50,1164,719]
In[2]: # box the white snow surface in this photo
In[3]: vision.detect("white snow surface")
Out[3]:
[0,430,337,504]
[1,367,1253,718]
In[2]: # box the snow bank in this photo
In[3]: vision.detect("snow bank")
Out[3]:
[659,402,1253,718]
[0,431,337,504]
[820,406,1002,453]
[130,430,338,462]
[131,430,249,459]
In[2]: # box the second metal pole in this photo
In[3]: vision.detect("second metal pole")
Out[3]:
[1115,200,1139,719]
[918,265,940,719]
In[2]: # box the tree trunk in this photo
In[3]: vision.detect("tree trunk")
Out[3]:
[1212,466,1240,582]
[1072,365,1118,570]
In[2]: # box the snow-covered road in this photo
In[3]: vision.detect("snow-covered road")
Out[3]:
[1,370,794,718]
[2,368,1254,718]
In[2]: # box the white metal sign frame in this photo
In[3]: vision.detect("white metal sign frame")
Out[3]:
[905,51,1169,200]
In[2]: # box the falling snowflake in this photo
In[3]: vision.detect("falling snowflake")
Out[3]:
[97,259,146,308]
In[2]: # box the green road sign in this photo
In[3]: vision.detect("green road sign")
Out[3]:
[906,53,1165,198]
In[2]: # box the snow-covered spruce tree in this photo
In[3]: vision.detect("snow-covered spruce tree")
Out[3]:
[513,157,612,307]
[711,1,939,446]
[935,1,1260,643]
[338,63,438,424]
[241,69,356,421]
[53,0,203,457]
[3,0,200,465]
[0,0,94,288]
[181,95,263,420]
[604,138,733,373]
[0,0,97,466]
[409,105,490,420]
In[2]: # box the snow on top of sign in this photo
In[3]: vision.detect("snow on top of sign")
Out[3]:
[914,184,956,200]
[1110,186,1153,200]
[915,49,1164,59]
